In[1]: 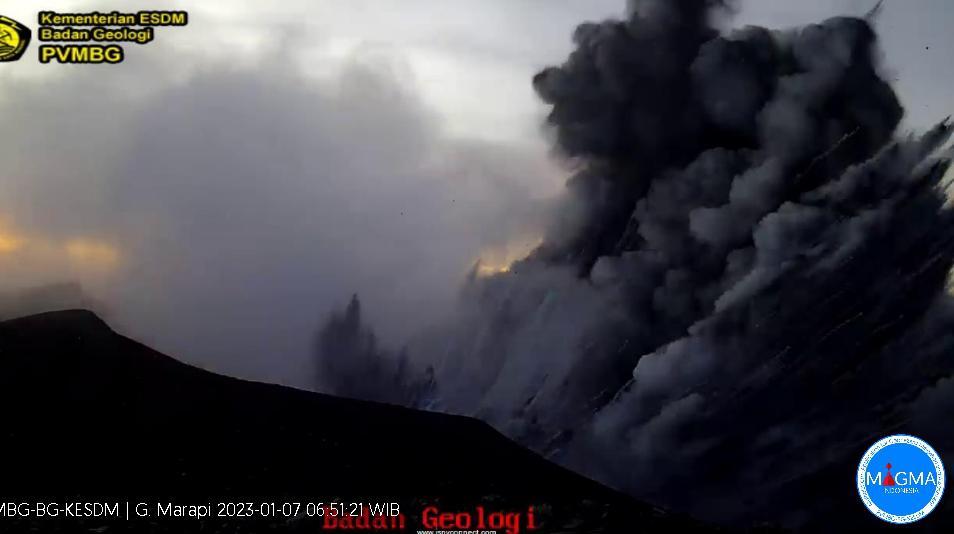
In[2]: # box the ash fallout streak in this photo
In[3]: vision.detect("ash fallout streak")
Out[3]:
[317,0,954,528]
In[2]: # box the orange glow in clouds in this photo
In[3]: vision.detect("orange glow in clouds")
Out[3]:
[0,218,121,273]
[0,232,24,253]
[65,238,122,270]
[0,220,26,253]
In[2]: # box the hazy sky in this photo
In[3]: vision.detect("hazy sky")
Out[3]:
[5,1,951,139]
[0,0,952,386]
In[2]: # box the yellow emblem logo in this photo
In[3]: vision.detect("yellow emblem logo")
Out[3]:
[0,15,31,62]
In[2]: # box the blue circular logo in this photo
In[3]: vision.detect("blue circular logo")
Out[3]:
[857,434,945,524]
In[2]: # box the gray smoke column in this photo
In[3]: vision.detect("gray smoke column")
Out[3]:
[316,0,954,527]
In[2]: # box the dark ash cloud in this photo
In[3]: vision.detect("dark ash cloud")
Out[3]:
[317,0,954,528]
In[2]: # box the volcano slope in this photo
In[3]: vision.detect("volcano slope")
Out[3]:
[0,310,709,533]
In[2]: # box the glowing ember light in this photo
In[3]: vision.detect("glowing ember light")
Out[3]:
[474,236,542,277]
[475,261,512,277]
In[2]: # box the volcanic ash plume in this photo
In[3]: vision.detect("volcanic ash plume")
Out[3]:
[317,0,954,527]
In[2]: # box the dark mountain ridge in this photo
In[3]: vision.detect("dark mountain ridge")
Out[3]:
[0,310,711,533]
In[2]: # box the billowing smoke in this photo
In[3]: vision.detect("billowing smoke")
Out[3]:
[0,40,556,387]
[316,0,954,527]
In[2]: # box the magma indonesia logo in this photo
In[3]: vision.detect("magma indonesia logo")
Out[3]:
[858,434,945,524]
[0,15,30,62]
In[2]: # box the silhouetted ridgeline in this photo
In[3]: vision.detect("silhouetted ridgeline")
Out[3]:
[0,282,101,321]
[0,310,710,533]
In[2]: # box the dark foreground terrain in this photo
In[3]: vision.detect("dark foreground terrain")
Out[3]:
[0,310,711,533]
